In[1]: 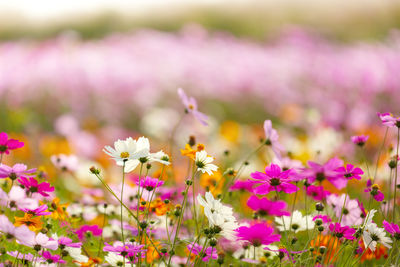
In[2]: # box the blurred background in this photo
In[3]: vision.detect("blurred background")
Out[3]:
[1,0,400,170]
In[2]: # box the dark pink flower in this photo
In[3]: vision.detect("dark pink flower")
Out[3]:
[17,177,54,197]
[41,251,66,264]
[249,164,299,194]
[246,195,290,216]
[306,185,330,201]
[335,164,364,180]
[235,223,280,246]
[136,176,164,191]
[230,180,254,193]
[0,132,24,155]
[382,220,400,239]
[312,215,331,224]
[187,243,217,262]
[75,225,102,240]
[329,223,356,240]
[104,241,146,261]
[0,163,36,181]
[364,180,384,202]
[377,112,400,127]
[178,88,208,125]
[20,204,51,216]
[351,135,369,146]
[302,157,346,189]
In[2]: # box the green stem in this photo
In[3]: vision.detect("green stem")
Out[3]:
[393,127,400,222]
[121,161,126,246]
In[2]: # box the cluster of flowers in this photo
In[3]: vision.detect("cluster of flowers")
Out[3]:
[1,26,400,130]
[1,89,400,266]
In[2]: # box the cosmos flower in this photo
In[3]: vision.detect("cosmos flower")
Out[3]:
[335,164,364,180]
[103,241,146,260]
[302,157,346,189]
[195,150,218,175]
[327,194,363,226]
[246,195,290,216]
[0,215,33,241]
[377,112,400,127]
[104,252,129,266]
[50,154,79,172]
[249,164,299,194]
[75,225,103,240]
[17,231,58,250]
[0,132,24,155]
[312,215,332,224]
[0,186,38,210]
[364,180,384,202]
[178,88,208,125]
[14,213,43,231]
[0,163,36,180]
[136,176,164,191]
[20,204,51,216]
[235,223,281,246]
[263,120,284,159]
[351,135,369,146]
[382,220,400,240]
[230,180,254,193]
[329,223,356,240]
[274,210,314,233]
[305,185,330,201]
[362,223,392,252]
[41,251,66,264]
[187,242,218,262]
[17,177,55,197]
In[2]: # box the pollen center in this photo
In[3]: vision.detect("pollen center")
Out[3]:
[120,152,130,158]
[188,104,194,110]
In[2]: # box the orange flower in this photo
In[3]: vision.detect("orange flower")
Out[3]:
[180,144,205,160]
[14,214,43,231]
[148,198,172,216]
[310,235,341,264]
[74,257,101,267]
[200,171,224,196]
[357,241,388,263]
[49,197,69,221]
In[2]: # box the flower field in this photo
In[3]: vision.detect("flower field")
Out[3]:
[1,19,400,266]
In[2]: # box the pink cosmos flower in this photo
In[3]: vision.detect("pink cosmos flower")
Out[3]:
[103,241,146,260]
[230,180,254,193]
[327,194,363,226]
[235,223,281,246]
[136,176,164,191]
[302,157,346,189]
[364,179,384,202]
[50,154,79,172]
[382,220,400,239]
[41,251,66,264]
[20,204,51,216]
[0,132,24,154]
[178,88,208,125]
[56,236,82,248]
[306,185,330,201]
[187,242,218,262]
[377,112,400,127]
[0,186,38,210]
[329,223,356,240]
[249,164,299,194]
[18,231,58,250]
[312,215,332,224]
[17,177,55,197]
[263,120,284,159]
[335,164,363,180]
[351,135,369,146]
[0,215,33,240]
[247,195,290,216]
[75,225,103,240]
[7,251,37,262]
[0,163,36,180]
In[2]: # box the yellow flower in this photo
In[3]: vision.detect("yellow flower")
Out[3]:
[14,214,43,231]
[49,197,69,221]
[200,171,224,196]
[180,143,205,160]
[219,120,240,143]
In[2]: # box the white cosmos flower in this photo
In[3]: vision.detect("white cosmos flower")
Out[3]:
[149,150,170,165]
[362,223,392,251]
[64,247,88,263]
[275,210,314,233]
[105,252,129,266]
[197,192,238,240]
[195,150,218,175]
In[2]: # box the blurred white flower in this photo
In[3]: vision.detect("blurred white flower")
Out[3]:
[275,210,314,233]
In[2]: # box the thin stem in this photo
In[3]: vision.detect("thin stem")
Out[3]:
[373,127,389,182]
[121,161,126,246]
[137,163,144,238]
[393,127,400,222]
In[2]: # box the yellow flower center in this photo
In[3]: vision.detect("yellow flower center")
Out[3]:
[372,184,380,190]
[120,152,130,158]
[188,104,194,110]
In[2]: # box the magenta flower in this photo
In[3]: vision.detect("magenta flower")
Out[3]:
[104,241,146,260]
[17,177,54,197]
[235,223,281,246]
[20,204,51,216]
[0,132,24,154]
[335,164,364,180]
[312,214,331,224]
[187,242,218,262]
[230,180,254,193]
[302,157,346,189]
[377,112,400,127]
[364,179,384,202]
[75,225,103,240]
[351,135,369,146]
[57,236,82,248]
[0,163,36,181]
[306,185,330,201]
[263,120,284,159]
[382,220,400,239]
[41,251,66,264]
[329,223,356,240]
[249,164,299,194]
[136,176,164,191]
[247,195,290,216]
[178,88,208,125]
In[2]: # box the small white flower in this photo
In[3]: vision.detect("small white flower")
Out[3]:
[105,252,128,266]
[64,247,88,263]
[275,210,314,233]
[149,150,170,165]
[195,150,218,175]
[362,223,392,251]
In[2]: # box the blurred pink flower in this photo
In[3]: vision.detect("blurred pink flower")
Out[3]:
[0,132,24,155]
